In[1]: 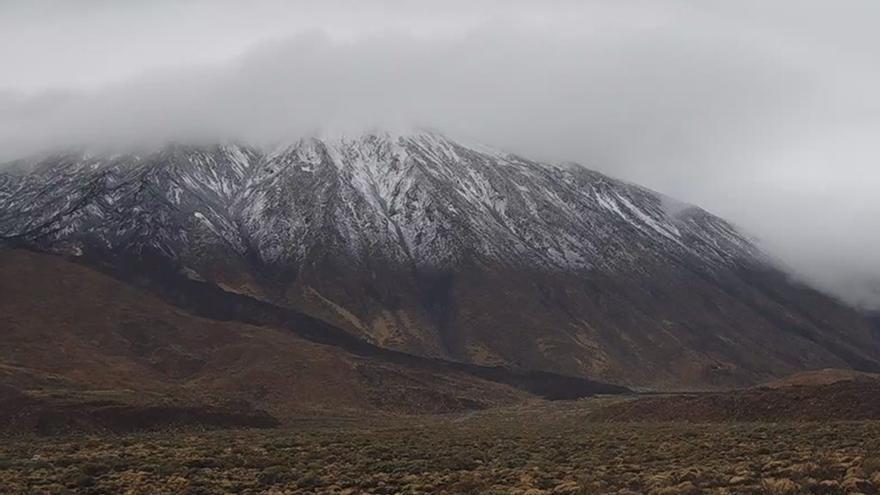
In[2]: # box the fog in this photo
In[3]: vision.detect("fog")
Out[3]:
[1,0,878,309]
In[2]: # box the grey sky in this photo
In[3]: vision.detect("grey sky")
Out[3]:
[1,0,878,308]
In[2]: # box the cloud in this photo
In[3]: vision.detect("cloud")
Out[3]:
[0,0,878,308]
[0,19,812,158]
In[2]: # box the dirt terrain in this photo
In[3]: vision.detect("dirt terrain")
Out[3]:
[589,371,880,423]
[759,368,880,388]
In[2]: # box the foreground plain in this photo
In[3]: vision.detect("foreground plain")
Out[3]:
[2,401,880,495]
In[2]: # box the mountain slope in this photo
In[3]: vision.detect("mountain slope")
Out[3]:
[1,131,877,389]
[0,248,545,432]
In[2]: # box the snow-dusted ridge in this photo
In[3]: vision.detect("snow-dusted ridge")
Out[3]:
[0,130,761,275]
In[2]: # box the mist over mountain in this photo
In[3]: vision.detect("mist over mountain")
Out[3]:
[1,1,878,310]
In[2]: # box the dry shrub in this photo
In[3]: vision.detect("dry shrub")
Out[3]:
[812,451,846,480]
[863,456,880,477]
[760,477,799,495]
[787,461,820,479]
[650,481,699,495]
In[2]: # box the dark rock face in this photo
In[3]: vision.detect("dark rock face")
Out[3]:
[2,131,878,389]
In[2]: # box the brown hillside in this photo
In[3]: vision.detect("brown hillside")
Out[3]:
[0,249,533,433]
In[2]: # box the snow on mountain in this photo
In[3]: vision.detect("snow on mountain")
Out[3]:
[0,131,760,273]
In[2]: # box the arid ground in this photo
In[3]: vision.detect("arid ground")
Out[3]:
[3,400,880,495]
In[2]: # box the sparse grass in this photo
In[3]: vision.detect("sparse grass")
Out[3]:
[1,402,879,494]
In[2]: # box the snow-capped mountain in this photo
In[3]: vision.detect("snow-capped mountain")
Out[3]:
[2,131,878,388]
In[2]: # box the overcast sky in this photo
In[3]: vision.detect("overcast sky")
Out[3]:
[1,0,878,308]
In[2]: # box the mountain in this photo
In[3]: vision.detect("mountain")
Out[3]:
[868,311,880,333]
[1,130,878,389]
